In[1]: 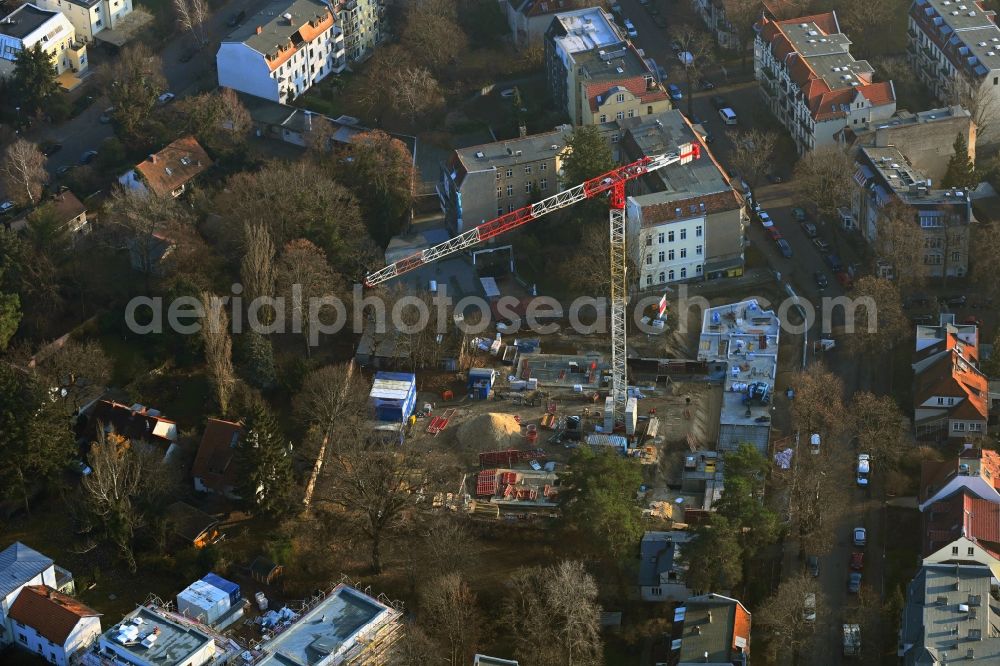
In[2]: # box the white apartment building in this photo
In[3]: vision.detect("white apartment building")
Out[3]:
[217,0,346,103]
[908,0,1000,143]
[33,0,132,44]
[7,586,101,666]
[336,0,382,62]
[628,206,708,284]
[755,11,896,153]
[0,4,86,77]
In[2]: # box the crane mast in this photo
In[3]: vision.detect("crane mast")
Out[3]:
[365,143,700,420]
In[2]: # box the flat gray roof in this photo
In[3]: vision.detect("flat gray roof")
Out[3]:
[99,606,214,666]
[575,43,653,82]
[224,0,332,57]
[454,125,572,172]
[257,585,399,666]
[861,145,974,206]
[0,4,59,40]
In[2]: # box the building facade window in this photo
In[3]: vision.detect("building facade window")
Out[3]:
[668,231,674,242]
[524,182,532,193]
[680,267,687,278]
[497,187,502,199]
[696,264,702,274]
[668,269,675,280]
[646,235,653,246]
[658,272,665,283]
[658,232,665,243]
[680,229,687,240]
[616,111,625,120]
[627,109,635,118]
[646,255,652,265]
[506,168,513,178]
[680,248,687,258]
[599,114,607,123]
[696,245,703,255]
[525,165,532,174]
[668,249,674,261]
[540,162,547,171]
[540,178,548,190]
[616,93,625,103]
[646,274,653,285]
[658,251,665,262]
[696,225,703,237]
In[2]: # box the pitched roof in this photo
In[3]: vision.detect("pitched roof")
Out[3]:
[191,418,242,494]
[7,585,100,646]
[134,136,212,198]
[923,489,1000,559]
[913,350,989,422]
[515,0,578,17]
[0,542,53,601]
[920,448,1000,503]
[46,190,86,225]
[84,400,178,448]
[633,189,743,226]
[164,502,218,543]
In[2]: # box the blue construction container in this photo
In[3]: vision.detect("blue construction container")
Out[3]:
[370,372,417,422]
[201,572,241,607]
[467,368,497,400]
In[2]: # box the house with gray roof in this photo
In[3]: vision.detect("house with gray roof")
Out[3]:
[0,542,74,648]
[900,563,1000,664]
[639,531,694,602]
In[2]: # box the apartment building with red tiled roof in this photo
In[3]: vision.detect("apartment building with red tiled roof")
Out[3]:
[922,489,1000,577]
[6,586,101,666]
[919,444,1000,510]
[754,11,896,153]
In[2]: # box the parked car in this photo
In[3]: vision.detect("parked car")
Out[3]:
[813,238,831,253]
[157,92,176,105]
[802,222,818,238]
[848,572,862,594]
[711,95,728,111]
[803,593,816,622]
[500,88,516,98]
[758,211,774,228]
[767,227,783,241]
[856,454,871,487]
[963,315,983,326]
[944,294,967,306]
[624,19,637,38]
[835,271,853,289]
[850,552,864,571]
[825,253,843,272]
[638,0,648,5]
[905,294,930,308]
[814,272,829,289]
[807,555,820,577]
[0,200,14,213]
[699,78,715,90]
[792,207,808,222]
[99,107,114,123]
[40,141,62,157]
[68,459,92,476]
[79,150,98,165]
[667,84,683,101]
[776,239,793,258]
[910,314,936,324]
[853,527,867,547]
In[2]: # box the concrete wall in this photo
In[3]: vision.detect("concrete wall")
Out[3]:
[705,206,744,275]
[871,118,975,184]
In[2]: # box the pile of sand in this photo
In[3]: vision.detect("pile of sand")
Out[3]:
[456,413,523,450]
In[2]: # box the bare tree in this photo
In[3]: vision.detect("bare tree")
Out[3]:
[390,624,439,666]
[788,450,851,556]
[844,276,909,359]
[728,128,779,191]
[838,0,897,57]
[296,362,370,431]
[672,26,715,119]
[755,573,825,662]
[789,362,848,441]
[200,292,236,414]
[392,65,446,124]
[34,339,110,413]
[83,431,143,572]
[504,561,603,666]
[173,0,208,45]
[218,87,251,137]
[400,6,467,75]
[946,76,996,142]
[103,44,167,140]
[874,199,926,292]
[851,391,911,475]
[241,222,276,314]
[793,145,855,224]
[276,239,340,355]
[417,573,482,666]
[1,139,47,206]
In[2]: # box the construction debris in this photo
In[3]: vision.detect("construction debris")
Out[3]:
[457,413,523,450]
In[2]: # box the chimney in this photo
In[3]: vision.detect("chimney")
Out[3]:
[703,651,709,663]
[256,25,263,34]
[707,611,713,623]
[149,154,157,164]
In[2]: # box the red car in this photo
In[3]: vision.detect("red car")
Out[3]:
[767,227,783,241]
[850,551,864,571]
[835,271,853,289]
[963,316,983,327]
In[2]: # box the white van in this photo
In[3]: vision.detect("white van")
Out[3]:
[719,107,737,125]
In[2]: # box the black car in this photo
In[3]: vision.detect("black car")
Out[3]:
[41,142,63,157]
[711,95,728,111]
[227,9,246,27]
[943,295,967,306]
[825,253,843,272]
[814,272,829,289]
[699,78,716,90]
[79,150,98,165]
[670,39,682,53]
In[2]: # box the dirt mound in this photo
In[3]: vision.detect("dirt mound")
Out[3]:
[456,413,523,450]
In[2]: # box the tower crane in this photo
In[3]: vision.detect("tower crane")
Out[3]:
[365,142,700,421]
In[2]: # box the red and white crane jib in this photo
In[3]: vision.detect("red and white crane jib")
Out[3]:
[363,142,700,288]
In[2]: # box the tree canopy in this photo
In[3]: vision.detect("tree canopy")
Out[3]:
[943,132,977,189]
[12,44,60,115]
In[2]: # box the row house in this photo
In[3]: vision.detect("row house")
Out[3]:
[754,11,896,153]
[851,145,971,279]
[545,7,670,126]
[0,4,87,82]
[438,125,573,234]
[623,110,746,285]
[913,314,988,441]
[908,0,1000,143]
[34,0,133,44]
[216,0,346,104]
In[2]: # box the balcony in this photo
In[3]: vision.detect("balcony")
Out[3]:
[761,67,777,82]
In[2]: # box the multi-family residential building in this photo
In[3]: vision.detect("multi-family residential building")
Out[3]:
[438,125,573,234]
[841,105,975,184]
[335,0,382,62]
[672,593,751,666]
[33,0,132,45]
[622,110,745,285]
[908,0,1000,143]
[693,0,800,50]
[7,586,101,666]
[216,0,345,103]
[506,0,580,48]
[913,313,988,441]
[899,563,1000,664]
[545,7,670,126]
[0,5,86,81]
[755,11,896,153]
[922,489,1000,578]
[852,145,971,278]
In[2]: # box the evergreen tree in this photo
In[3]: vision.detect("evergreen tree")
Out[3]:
[0,293,21,350]
[561,125,615,187]
[238,331,277,389]
[234,401,297,516]
[943,133,977,189]
[12,44,60,115]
